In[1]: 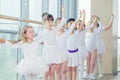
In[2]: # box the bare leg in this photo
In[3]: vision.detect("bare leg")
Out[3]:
[44,67,50,80]
[44,71,50,80]
[89,49,97,79]
[86,52,91,74]
[61,60,67,80]
[72,67,77,80]
[68,67,72,80]
[90,49,97,73]
[50,64,57,80]
[56,64,61,80]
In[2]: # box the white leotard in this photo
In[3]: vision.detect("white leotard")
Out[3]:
[78,23,94,58]
[96,21,105,54]
[67,23,80,67]
[37,17,66,64]
[4,37,48,75]
[86,21,102,52]
[56,23,75,63]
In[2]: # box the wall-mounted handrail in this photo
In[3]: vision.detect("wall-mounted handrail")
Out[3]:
[0,14,42,25]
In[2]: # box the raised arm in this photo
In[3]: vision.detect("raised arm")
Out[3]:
[66,22,76,34]
[62,5,66,18]
[78,9,85,32]
[86,16,97,31]
[104,14,114,31]
[55,5,66,31]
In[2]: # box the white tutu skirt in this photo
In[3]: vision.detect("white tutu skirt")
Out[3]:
[78,46,88,58]
[86,40,97,52]
[15,56,49,75]
[42,45,60,64]
[96,39,105,54]
[56,51,68,63]
[68,51,79,67]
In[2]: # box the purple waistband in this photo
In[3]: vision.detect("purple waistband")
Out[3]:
[68,48,78,53]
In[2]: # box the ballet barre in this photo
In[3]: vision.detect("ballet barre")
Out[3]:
[0,14,42,24]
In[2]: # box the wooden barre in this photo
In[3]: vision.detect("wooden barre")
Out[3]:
[0,14,42,25]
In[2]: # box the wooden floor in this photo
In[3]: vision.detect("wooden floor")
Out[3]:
[80,74,120,80]
[39,74,120,80]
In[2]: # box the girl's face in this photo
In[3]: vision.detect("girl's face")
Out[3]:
[76,21,85,30]
[56,19,61,26]
[48,20,54,27]
[60,25,66,32]
[44,20,49,26]
[45,20,54,29]
[25,28,35,40]
[76,21,81,29]
[67,21,74,28]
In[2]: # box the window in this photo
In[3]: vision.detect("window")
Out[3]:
[77,0,91,70]
[77,0,91,23]
[49,0,58,19]
[0,20,19,80]
[118,0,120,71]
[0,0,20,17]
[29,0,42,21]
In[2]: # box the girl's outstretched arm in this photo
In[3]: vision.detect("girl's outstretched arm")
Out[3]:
[104,14,114,31]
[0,38,22,48]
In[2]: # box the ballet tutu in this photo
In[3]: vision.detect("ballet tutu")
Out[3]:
[96,39,105,54]
[78,45,88,58]
[68,48,79,67]
[85,38,97,52]
[55,51,68,63]
[42,45,61,64]
[15,56,49,75]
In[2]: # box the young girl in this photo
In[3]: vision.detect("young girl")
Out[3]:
[55,13,77,80]
[66,10,86,80]
[85,16,103,79]
[55,17,68,80]
[95,15,114,78]
[0,26,49,80]
[77,12,98,79]
[37,6,66,80]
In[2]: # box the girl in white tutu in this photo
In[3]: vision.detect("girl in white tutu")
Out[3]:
[85,16,105,79]
[0,26,49,80]
[37,6,66,80]
[76,10,96,79]
[55,18,68,80]
[66,10,86,80]
[55,15,77,80]
[92,15,114,78]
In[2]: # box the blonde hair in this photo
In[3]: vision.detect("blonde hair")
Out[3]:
[21,26,33,43]
[55,17,62,26]
[42,13,49,24]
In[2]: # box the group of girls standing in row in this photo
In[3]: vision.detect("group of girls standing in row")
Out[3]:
[0,5,114,80]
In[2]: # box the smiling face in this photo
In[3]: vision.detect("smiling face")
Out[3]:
[21,26,35,42]
[44,14,54,29]
[25,27,35,40]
